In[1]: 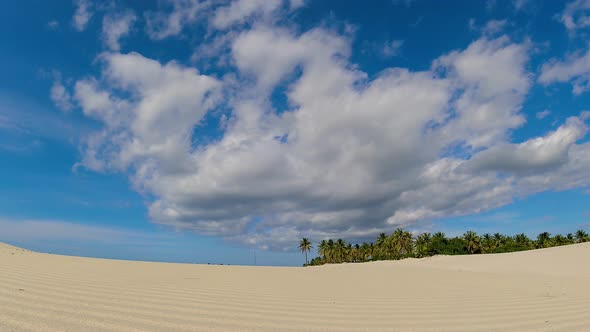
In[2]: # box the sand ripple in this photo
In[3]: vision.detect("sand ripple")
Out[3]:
[1,242,589,331]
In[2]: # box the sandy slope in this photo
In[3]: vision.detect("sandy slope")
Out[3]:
[1,242,589,331]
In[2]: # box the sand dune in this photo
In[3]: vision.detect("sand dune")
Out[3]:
[1,242,589,331]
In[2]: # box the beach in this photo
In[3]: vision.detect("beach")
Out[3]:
[1,242,589,331]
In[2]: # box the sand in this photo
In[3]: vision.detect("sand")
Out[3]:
[1,242,589,331]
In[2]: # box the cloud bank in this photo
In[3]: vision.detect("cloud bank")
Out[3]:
[58,1,590,251]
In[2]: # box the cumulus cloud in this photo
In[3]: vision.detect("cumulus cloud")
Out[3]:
[50,77,73,112]
[516,142,590,193]
[539,47,590,95]
[62,16,590,251]
[102,11,137,51]
[483,19,508,35]
[73,52,220,173]
[469,19,508,36]
[560,0,590,32]
[288,0,306,9]
[145,0,212,40]
[464,117,587,174]
[381,39,404,57]
[146,0,296,38]
[433,36,530,148]
[72,0,93,31]
[190,30,238,66]
[536,109,551,119]
[211,0,283,29]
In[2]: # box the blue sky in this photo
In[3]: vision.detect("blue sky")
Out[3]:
[1,0,590,266]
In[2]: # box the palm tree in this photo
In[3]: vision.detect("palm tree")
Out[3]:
[388,228,413,259]
[493,233,504,250]
[553,234,570,246]
[360,242,370,261]
[514,233,531,249]
[376,233,388,259]
[335,239,347,263]
[327,239,335,263]
[299,238,312,264]
[463,231,481,254]
[318,240,328,262]
[429,232,447,255]
[536,232,552,248]
[306,228,585,266]
[415,233,431,258]
[353,244,361,262]
[400,230,414,257]
[345,243,353,262]
[388,229,403,258]
[575,230,589,243]
[433,232,446,242]
[482,233,493,252]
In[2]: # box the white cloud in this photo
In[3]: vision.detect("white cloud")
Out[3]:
[211,0,283,29]
[64,21,590,252]
[536,109,551,119]
[382,39,404,57]
[516,141,590,193]
[483,19,508,35]
[434,36,530,148]
[102,11,137,51]
[231,27,351,90]
[146,0,300,38]
[73,52,220,173]
[50,78,73,112]
[289,0,306,9]
[145,0,212,40]
[539,47,590,95]
[190,30,238,66]
[469,19,507,36]
[464,117,587,174]
[560,0,590,32]
[72,0,93,31]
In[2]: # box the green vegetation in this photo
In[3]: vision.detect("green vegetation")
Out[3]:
[298,238,312,265]
[302,228,590,266]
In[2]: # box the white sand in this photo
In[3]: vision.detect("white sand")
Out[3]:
[1,242,589,331]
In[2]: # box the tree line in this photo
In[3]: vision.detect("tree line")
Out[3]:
[298,229,590,266]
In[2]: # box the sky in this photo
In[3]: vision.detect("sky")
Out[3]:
[1,0,590,266]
